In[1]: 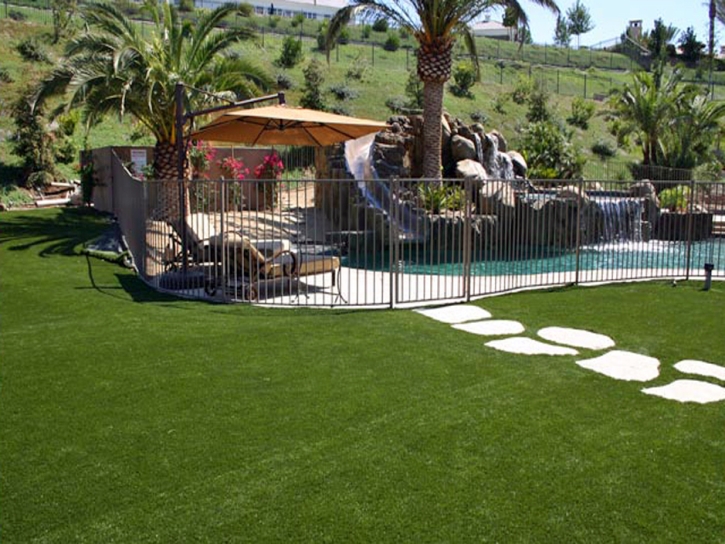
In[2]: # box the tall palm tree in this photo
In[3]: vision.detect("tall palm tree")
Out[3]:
[325,0,559,181]
[34,1,272,185]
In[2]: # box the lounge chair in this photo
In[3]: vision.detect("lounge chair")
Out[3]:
[183,213,342,301]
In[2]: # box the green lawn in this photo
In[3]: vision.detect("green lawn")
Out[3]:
[1,209,724,542]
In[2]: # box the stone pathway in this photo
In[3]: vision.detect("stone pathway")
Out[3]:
[415,304,725,405]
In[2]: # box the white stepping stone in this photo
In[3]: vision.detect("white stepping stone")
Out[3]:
[415,305,491,324]
[452,320,525,336]
[673,360,725,382]
[642,380,725,404]
[537,327,615,351]
[576,350,660,382]
[485,337,578,356]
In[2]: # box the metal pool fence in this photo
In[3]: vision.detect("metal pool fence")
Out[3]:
[107,163,724,308]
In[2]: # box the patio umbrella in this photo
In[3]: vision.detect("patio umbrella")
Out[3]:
[190,104,388,147]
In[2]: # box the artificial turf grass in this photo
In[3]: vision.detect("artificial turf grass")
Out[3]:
[1,208,724,542]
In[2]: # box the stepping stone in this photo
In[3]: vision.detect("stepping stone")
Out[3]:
[485,337,578,356]
[673,360,725,382]
[576,350,660,382]
[415,305,491,324]
[642,380,725,404]
[452,320,525,336]
[537,327,615,351]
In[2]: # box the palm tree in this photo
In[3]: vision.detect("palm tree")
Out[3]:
[325,0,559,181]
[34,1,272,204]
[607,68,684,166]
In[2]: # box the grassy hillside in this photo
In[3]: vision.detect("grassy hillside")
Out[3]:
[0,9,670,198]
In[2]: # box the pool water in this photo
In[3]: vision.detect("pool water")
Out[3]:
[342,240,724,276]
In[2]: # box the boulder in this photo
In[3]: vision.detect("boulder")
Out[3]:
[507,151,527,178]
[456,159,487,182]
[479,180,516,219]
[629,180,660,223]
[451,135,477,161]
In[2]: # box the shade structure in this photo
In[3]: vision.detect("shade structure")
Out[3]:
[191,105,388,147]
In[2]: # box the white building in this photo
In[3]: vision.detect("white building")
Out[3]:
[195,0,346,20]
[471,15,516,41]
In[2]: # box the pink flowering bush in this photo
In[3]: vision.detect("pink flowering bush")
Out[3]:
[218,156,250,180]
[189,140,217,179]
[254,151,284,179]
[253,152,284,210]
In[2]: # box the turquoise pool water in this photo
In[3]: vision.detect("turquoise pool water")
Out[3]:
[342,240,724,276]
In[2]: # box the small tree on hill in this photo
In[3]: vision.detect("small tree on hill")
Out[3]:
[300,60,327,110]
[566,0,594,49]
[553,15,570,47]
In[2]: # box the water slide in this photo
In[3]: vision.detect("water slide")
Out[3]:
[344,134,427,242]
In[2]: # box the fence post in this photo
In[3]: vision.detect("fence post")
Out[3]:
[463,177,473,301]
[389,177,398,308]
[262,26,264,47]
[575,179,583,285]
[499,63,503,84]
[557,70,560,94]
[371,42,375,66]
[406,47,409,70]
[544,43,547,64]
[583,73,587,99]
[685,179,696,281]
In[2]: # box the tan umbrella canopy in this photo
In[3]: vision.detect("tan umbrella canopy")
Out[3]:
[191,104,388,147]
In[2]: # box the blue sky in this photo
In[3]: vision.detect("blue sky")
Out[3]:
[509,0,716,48]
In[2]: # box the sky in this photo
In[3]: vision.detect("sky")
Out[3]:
[513,0,716,48]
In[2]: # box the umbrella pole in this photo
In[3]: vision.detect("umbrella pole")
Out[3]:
[175,82,188,277]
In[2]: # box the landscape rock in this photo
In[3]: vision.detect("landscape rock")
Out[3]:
[451,135,477,162]
[507,151,527,177]
[455,159,487,182]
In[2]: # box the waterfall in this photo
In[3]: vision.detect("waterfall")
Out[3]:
[473,133,485,166]
[593,197,643,243]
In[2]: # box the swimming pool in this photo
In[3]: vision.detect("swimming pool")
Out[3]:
[342,239,724,277]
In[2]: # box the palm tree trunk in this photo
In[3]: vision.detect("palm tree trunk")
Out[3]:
[422,80,445,181]
[153,141,189,225]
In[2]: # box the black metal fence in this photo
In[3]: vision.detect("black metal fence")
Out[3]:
[98,150,725,307]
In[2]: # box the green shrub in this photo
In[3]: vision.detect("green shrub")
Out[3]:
[300,60,326,111]
[268,15,280,28]
[0,67,13,84]
[659,185,691,212]
[591,139,617,160]
[383,32,400,52]
[345,55,370,82]
[361,24,372,39]
[372,18,389,32]
[16,38,50,63]
[290,13,305,28]
[518,120,586,180]
[385,96,407,114]
[470,110,488,124]
[277,36,304,68]
[328,83,358,101]
[692,161,723,181]
[275,72,295,90]
[511,75,533,104]
[450,61,476,98]
[417,183,464,214]
[8,10,27,22]
[337,27,350,45]
[329,104,351,116]
[492,94,508,114]
[567,97,595,130]
[526,82,551,123]
[0,185,34,208]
